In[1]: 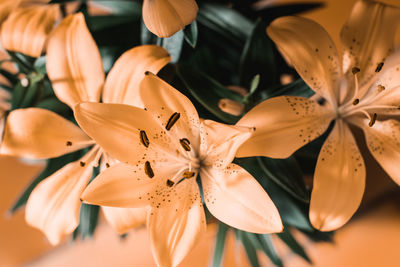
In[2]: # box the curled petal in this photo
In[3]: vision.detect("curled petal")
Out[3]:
[236,96,333,158]
[148,179,206,267]
[310,120,365,231]
[0,0,21,23]
[201,163,283,234]
[341,0,400,95]
[143,0,198,38]
[102,206,148,234]
[267,16,341,106]
[1,108,93,159]
[1,5,59,58]
[102,45,171,107]
[46,13,104,108]
[25,150,97,245]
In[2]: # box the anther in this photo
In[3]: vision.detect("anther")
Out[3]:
[106,163,110,168]
[352,98,359,105]
[183,171,195,179]
[144,71,151,75]
[352,67,360,75]
[80,161,86,167]
[140,130,150,148]
[375,62,384,73]
[166,112,180,131]
[145,161,154,178]
[377,85,385,92]
[369,113,377,127]
[166,179,175,187]
[66,141,72,146]
[179,138,191,151]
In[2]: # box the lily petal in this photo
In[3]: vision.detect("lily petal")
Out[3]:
[0,0,21,23]
[82,163,176,208]
[102,206,148,234]
[1,108,93,159]
[102,45,171,107]
[201,163,282,234]
[236,96,333,158]
[140,73,201,151]
[25,149,97,245]
[142,0,198,38]
[200,120,253,169]
[354,119,400,185]
[341,0,400,92]
[267,16,341,106]
[1,5,59,58]
[310,120,365,231]
[148,178,206,267]
[74,102,176,165]
[46,13,104,108]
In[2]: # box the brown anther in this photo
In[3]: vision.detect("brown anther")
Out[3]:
[369,113,377,127]
[183,171,195,179]
[106,163,110,168]
[377,85,385,92]
[352,67,360,75]
[166,179,175,187]
[144,71,151,75]
[375,62,384,73]
[80,161,86,167]
[166,112,180,131]
[144,161,154,178]
[352,98,360,105]
[179,138,191,151]
[140,130,150,148]
[66,141,72,146]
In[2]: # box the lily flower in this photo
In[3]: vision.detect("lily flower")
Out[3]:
[76,73,283,267]
[235,0,400,231]
[0,13,171,244]
[142,0,198,38]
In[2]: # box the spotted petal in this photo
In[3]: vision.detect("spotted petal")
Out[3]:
[1,108,93,159]
[46,13,104,108]
[142,0,198,38]
[148,178,206,267]
[341,0,400,94]
[1,5,59,58]
[236,96,333,158]
[201,163,282,234]
[102,45,171,107]
[102,207,148,234]
[25,150,96,245]
[267,16,341,106]
[310,120,365,231]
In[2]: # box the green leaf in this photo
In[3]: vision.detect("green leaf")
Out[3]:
[239,19,277,90]
[91,0,141,16]
[73,203,100,240]
[236,230,260,267]
[10,82,26,110]
[161,30,185,63]
[249,74,260,96]
[277,230,311,263]
[212,223,229,267]
[184,21,198,48]
[177,65,242,124]
[255,234,283,267]
[35,97,71,115]
[9,152,84,214]
[256,157,309,203]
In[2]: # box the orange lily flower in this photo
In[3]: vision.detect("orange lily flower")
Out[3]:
[142,0,198,38]
[236,0,400,231]
[0,13,171,244]
[75,73,283,267]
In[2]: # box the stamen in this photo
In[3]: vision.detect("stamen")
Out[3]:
[183,171,195,179]
[377,85,385,92]
[144,161,154,178]
[140,130,150,148]
[166,112,180,131]
[106,163,110,168]
[80,161,86,167]
[166,179,175,187]
[352,67,360,75]
[375,62,384,73]
[369,113,377,127]
[352,98,359,105]
[66,141,72,146]
[179,138,191,151]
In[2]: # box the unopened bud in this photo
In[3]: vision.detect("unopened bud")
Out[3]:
[226,85,248,97]
[219,99,245,116]
[280,74,294,85]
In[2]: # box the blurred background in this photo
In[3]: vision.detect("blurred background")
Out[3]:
[2,0,400,266]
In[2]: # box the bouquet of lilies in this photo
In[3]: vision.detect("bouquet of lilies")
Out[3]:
[1,0,399,266]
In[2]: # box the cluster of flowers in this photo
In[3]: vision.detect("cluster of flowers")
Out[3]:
[1,0,400,266]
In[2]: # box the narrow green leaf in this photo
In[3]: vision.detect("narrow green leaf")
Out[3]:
[184,21,198,48]
[161,30,185,63]
[10,82,26,110]
[212,223,229,267]
[236,230,260,267]
[91,0,141,16]
[277,230,311,263]
[255,234,283,267]
[73,203,100,240]
[249,74,260,96]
